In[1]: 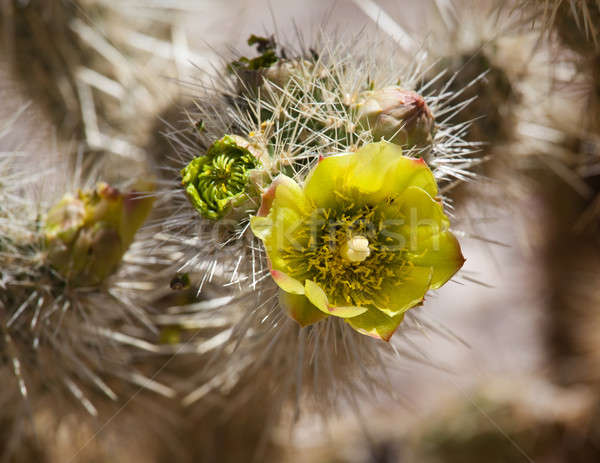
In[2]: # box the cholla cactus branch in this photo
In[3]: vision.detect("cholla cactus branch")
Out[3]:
[153,26,480,417]
[514,0,600,54]
[0,119,168,433]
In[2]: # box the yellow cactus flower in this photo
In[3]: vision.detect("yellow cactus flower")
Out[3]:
[251,142,464,341]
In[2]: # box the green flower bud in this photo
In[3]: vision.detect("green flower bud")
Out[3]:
[44,181,154,286]
[355,87,435,152]
[181,135,263,220]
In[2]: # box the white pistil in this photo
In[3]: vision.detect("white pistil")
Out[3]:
[341,235,371,263]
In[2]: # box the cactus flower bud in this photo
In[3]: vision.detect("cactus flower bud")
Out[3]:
[181,135,263,220]
[44,181,154,286]
[355,87,435,152]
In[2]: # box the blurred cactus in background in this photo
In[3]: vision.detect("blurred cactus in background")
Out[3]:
[422,0,524,171]
[518,0,600,55]
[0,119,174,460]
[507,0,600,400]
[283,380,598,463]
[0,0,199,162]
[45,181,154,285]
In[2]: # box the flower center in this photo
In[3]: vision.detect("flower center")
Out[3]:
[280,194,410,308]
[197,154,247,197]
[341,235,370,263]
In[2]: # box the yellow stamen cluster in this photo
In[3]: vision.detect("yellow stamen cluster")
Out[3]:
[281,197,410,309]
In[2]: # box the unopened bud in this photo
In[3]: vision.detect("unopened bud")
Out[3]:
[44,181,154,286]
[181,135,264,220]
[355,87,435,152]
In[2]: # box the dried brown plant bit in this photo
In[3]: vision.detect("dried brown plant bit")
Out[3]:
[170,273,191,291]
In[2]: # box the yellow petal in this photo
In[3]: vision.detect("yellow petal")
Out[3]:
[411,231,465,289]
[304,142,438,209]
[304,154,355,209]
[375,266,433,317]
[346,309,405,341]
[250,215,272,241]
[304,280,367,318]
[278,290,328,327]
[258,174,309,217]
[272,175,310,214]
[270,269,305,295]
[304,279,329,312]
[353,143,438,202]
[348,142,404,194]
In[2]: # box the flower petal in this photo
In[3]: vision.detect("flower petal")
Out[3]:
[384,156,438,198]
[397,186,449,249]
[304,142,438,209]
[274,175,310,212]
[347,142,405,194]
[410,231,465,289]
[304,154,355,208]
[330,305,369,318]
[251,176,311,276]
[352,142,438,201]
[258,174,309,217]
[346,308,405,342]
[250,215,272,241]
[375,266,433,317]
[278,290,328,327]
[253,203,305,274]
[304,279,329,311]
[268,206,305,270]
[304,280,367,318]
[271,269,305,294]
